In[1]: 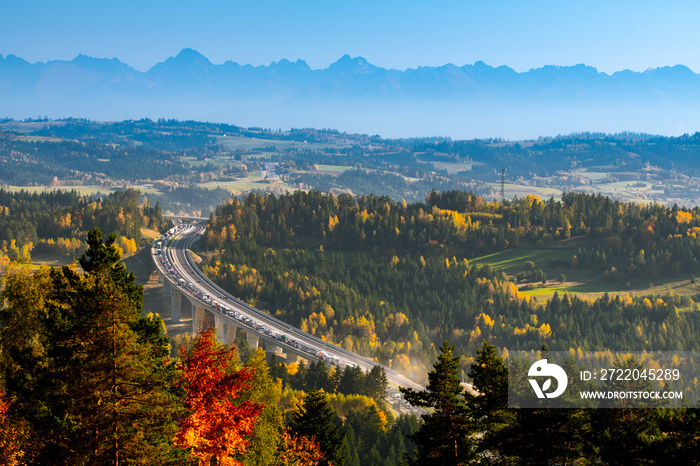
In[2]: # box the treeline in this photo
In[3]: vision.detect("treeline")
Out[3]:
[0,188,168,257]
[270,359,388,403]
[290,168,478,203]
[28,119,367,152]
[204,190,511,257]
[0,132,189,185]
[199,190,700,377]
[413,131,700,179]
[31,119,221,152]
[25,118,376,150]
[204,189,700,278]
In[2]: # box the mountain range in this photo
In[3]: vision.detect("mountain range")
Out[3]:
[2,48,700,139]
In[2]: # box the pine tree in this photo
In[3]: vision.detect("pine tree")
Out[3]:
[289,389,347,466]
[365,365,389,402]
[400,340,475,465]
[306,359,331,391]
[467,341,513,462]
[468,342,508,417]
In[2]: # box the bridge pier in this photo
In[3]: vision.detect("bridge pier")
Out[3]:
[226,323,238,346]
[193,306,209,333]
[215,315,225,343]
[266,342,283,359]
[171,288,181,324]
[246,331,259,349]
[285,352,299,365]
[185,298,195,321]
[162,276,171,298]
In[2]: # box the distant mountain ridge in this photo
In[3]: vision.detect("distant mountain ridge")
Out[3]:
[2,48,700,139]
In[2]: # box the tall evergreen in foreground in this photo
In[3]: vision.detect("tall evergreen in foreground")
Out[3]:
[0,228,184,465]
[400,340,475,465]
[289,389,347,466]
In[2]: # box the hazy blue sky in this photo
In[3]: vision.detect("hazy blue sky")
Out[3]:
[2,0,699,73]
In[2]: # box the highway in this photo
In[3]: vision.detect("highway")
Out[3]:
[153,223,426,398]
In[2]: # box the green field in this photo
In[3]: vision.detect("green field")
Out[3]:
[471,245,700,302]
[521,281,622,299]
[416,158,481,174]
[199,172,296,193]
[470,245,632,300]
[570,168,610,183]
[470,248,575,274]
[315,164,354,174]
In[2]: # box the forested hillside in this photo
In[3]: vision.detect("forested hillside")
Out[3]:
[0,228,420,465]
[200,190,700,378]
[0,131,189,186]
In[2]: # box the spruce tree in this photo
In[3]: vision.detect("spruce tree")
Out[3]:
[467,341,513,463]
[289,389,347,466]
[366,365,389,402]
[400,340,475,465]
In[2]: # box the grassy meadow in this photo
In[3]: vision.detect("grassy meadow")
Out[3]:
[470,242,700,306]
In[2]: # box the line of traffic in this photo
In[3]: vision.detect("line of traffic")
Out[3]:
[153,223,426,397]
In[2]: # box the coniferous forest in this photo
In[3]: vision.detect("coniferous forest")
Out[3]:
[198,188,700,464]
[201,190,700,374]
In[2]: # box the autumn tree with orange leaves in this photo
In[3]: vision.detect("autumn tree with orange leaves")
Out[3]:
[175,328,263,465]
[0,390,24,466]
[274,427,328,466]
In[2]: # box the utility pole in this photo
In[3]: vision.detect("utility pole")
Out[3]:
[500,168,506,204]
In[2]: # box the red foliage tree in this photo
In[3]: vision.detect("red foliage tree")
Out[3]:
[175,328,263,465]
[0,389,23,465]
